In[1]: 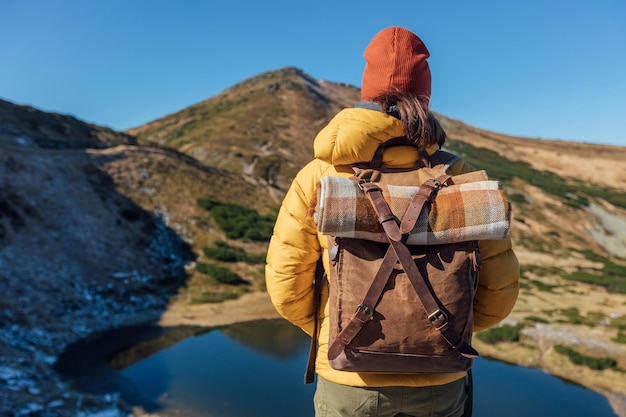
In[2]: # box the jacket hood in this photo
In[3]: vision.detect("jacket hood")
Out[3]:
[313,107,437,167]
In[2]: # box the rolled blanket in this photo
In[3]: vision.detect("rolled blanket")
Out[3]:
[312,173,511,245]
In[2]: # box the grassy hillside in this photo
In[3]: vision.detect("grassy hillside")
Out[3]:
[128,67,361,191]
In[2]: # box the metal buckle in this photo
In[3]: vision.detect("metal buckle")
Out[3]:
[356,303,375,320]
[427,178,443,188]
[427,309,448,323]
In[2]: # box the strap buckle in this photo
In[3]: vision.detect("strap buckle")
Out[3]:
[427,175,453,188]
[357,179,371,191]
[356,303,375,321]
[426,178,444,188]
[427,309,449,329]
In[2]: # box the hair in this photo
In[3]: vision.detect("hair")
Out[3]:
[371,91,446,149]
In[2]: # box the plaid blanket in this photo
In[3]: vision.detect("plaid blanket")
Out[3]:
[312,175,511,245]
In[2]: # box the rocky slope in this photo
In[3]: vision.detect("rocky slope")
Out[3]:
[0,100,273,416]
[0,98,136,150]
[1,67,626,416]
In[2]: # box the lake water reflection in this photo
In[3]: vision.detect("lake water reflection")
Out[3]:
[67,319,619,417]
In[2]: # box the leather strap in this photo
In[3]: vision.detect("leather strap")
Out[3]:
[400,174,451,235]
[370,137,413,168]
[304,258,326,384]
[359,182,402,241]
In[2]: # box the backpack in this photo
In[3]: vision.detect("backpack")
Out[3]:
[305,140,511,382]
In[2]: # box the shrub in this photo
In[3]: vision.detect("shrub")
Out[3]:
[192,291,240,304]
[203,240,247,262]
[202,240,266,264]
[521,264,565,279]
[242,252,267,264]
[559,307,579,323]
[554,345,619,371]
[610,315,626,331]
[563,251,626,294]
[530,280,557,292]
[508,193,529,205]
[524,316,550,324]
[516,235,561,254]
[197,197,275,242]
[195,262,248,285]
[613,332,626,344]
[197,197,220,211]
[476,323,524,344]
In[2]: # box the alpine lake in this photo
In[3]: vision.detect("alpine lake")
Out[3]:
[55,318,618,417]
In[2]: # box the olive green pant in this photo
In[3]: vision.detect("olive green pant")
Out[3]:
[314,376,469,417]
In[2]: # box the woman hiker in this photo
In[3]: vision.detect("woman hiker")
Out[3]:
[265,26,519,417]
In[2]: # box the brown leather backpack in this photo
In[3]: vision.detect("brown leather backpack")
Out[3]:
[305,141,509,379]
[306,141,512,417]
[332,146,481,368]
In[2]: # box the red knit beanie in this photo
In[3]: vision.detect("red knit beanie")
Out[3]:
[361,27,432,105]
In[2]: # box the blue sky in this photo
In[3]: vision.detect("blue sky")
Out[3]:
[1,0,624,146]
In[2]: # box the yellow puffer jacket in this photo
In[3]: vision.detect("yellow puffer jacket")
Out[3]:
[265,107,520,387]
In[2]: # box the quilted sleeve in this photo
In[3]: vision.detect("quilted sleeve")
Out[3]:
[265,161,325,336]
[447,153,520,331]
[473,235,520,332]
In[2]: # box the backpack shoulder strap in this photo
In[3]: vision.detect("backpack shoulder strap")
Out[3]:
[368,137,423,168]
[428,150,461,172]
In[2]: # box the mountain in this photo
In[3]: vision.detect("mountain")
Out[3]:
[128,66,362,197]
[1,67,626,416]
[130,66,626,263]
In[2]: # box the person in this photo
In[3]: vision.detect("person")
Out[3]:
[265,26,519,417]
